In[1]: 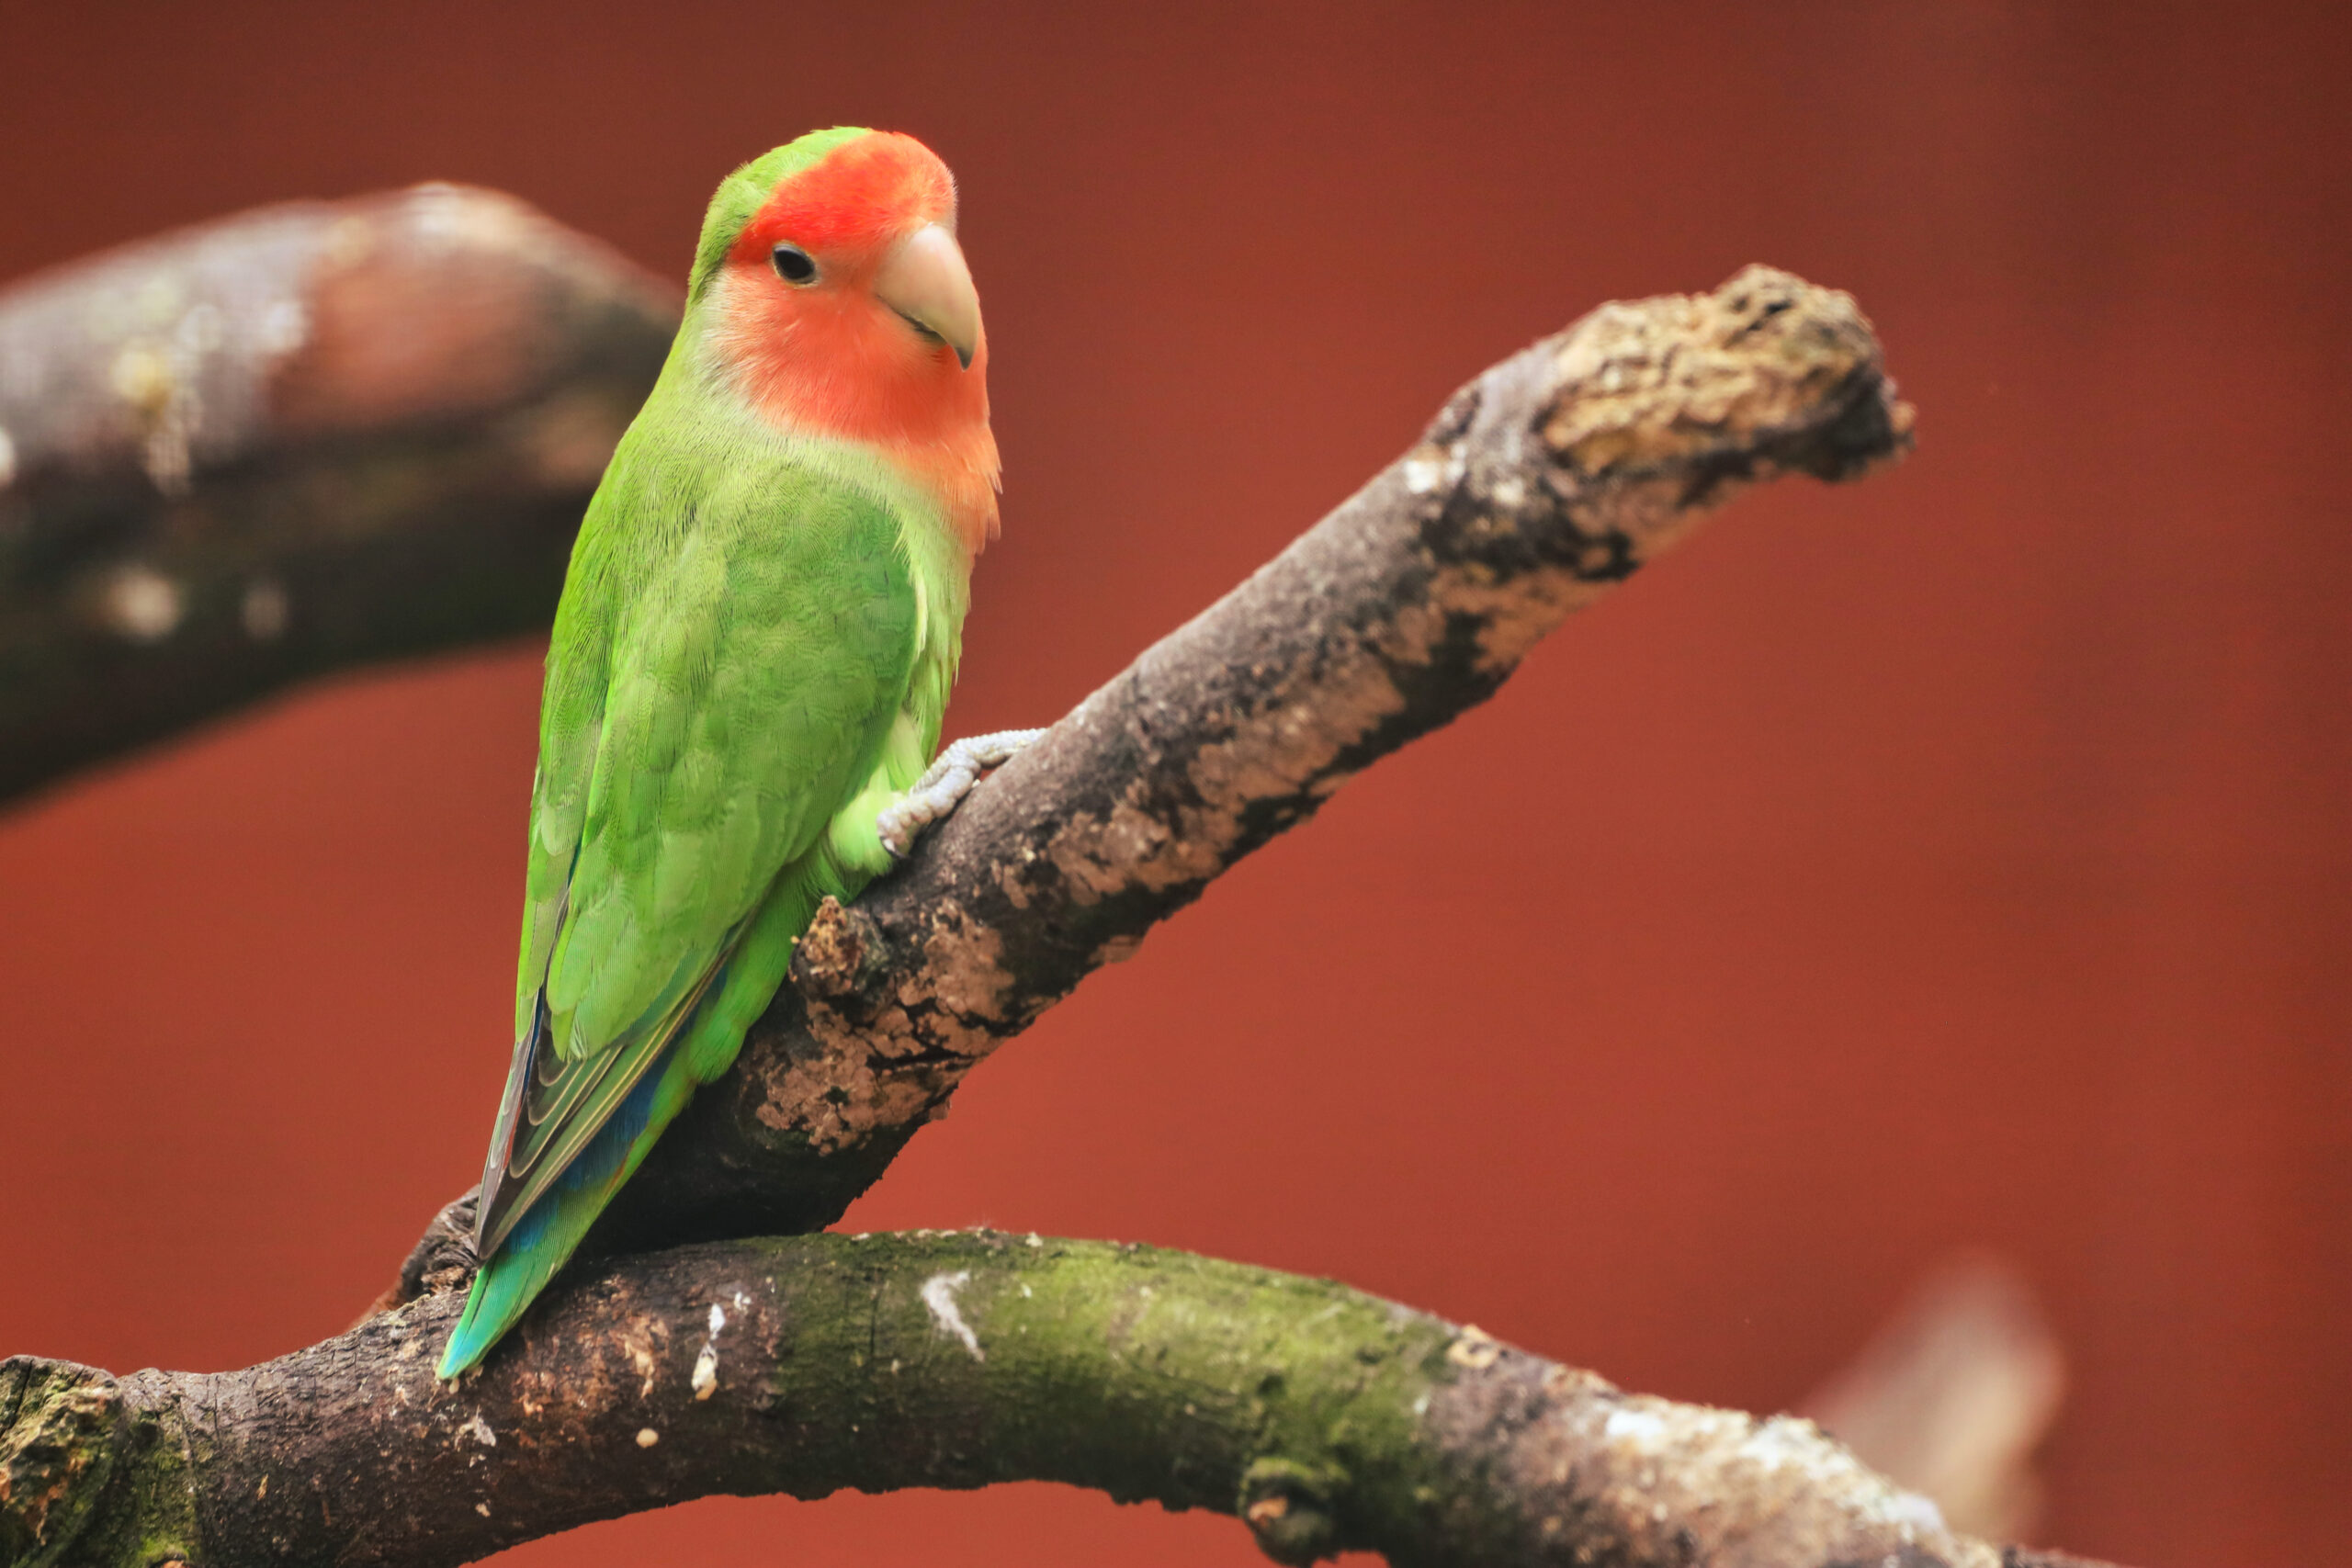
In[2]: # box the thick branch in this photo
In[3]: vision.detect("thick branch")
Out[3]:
[0,186,676,803]
[0,259,2125,1568]
[0,1232,2113,1568]
[575,265,1917,1257]
[0,259,2021,1565]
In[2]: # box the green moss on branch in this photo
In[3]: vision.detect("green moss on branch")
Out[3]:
[4,1232,2084,1568]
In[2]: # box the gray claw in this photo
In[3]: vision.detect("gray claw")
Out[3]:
[876,728,1046,859]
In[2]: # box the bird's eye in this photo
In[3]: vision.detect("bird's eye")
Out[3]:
[771,244,818,286]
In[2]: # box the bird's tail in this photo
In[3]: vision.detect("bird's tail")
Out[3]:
[436,1049,686,1378]
[435,845,865,1380]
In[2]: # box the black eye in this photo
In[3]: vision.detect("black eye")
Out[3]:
[771,244,818,286]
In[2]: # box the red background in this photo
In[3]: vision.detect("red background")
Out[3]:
[2,5,2345,1564]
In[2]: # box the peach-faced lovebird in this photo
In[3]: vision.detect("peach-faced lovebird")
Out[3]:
[439,129,1034,1377]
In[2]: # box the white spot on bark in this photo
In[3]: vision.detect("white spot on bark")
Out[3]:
[410,181,505,246]
[635,1427,660,1448]
[475,1502,491,1517]
[693,1300,724,1401]
[102,564,182,642]
[922,1269,985,1361]
[256,298,309,356]
[459,1413,496,1448]
[241,577,288,640]
[1403,456,1442,493]
[1891,1489,1949,1533]
[1602,1406,1668,1447]
[1736,1414,1826,1473]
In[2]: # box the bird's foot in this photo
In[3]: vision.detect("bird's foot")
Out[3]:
[876,728,1046,858]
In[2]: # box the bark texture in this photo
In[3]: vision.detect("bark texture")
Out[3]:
[0,1233,2114,1568]
[571,264,1917,1258]
[0,184,677,803]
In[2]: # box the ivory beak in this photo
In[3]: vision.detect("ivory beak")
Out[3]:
[873,223,981,370]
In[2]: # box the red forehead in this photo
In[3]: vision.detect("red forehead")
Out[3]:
[732,132,955,265]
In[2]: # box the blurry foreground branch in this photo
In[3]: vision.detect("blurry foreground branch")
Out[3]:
[0,235,2126,1567]
[0,185,676,803]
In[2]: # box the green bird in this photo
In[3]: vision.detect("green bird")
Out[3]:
[439,128,1030,1378]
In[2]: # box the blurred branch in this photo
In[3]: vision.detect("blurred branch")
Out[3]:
[0,185,677,805]
[0,1232,2120,1568]
[1803,1254,2067,1540]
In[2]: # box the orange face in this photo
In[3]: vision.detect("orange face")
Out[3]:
[708,131,999,554]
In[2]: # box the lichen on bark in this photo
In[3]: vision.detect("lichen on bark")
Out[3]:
[4,1234,2016,1568]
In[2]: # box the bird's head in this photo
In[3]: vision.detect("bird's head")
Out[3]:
[692,128,997,549]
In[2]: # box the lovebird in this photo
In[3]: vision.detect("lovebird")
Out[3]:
[439,129,1033,1378]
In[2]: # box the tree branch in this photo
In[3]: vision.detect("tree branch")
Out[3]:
[0,258,2100,1567]
[564,264,1918,1260]
[1,1232,2113,1568]
[0,185,676,804]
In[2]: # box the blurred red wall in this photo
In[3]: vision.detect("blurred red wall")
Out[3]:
[2,5,2345,1564]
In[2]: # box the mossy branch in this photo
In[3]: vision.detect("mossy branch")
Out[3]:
[1,1232,2116,1568]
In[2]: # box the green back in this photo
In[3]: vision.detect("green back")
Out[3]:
[442,129,978,1378]
[481,288,970,1245]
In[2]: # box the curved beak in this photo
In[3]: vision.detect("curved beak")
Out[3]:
[873,222,981,370]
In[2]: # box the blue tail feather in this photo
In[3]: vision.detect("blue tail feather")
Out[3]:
[437,1056,672,1377]
[437,839,864,1379]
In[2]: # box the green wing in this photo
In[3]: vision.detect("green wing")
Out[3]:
[472,435,922,1258]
